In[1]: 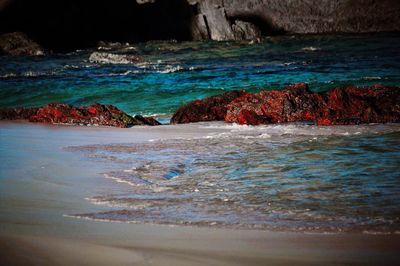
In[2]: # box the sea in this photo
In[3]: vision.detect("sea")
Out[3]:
[1,33,400,233]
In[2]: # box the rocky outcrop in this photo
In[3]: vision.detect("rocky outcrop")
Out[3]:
[225,83,326,125]
[171,90,247,124]
[188,0,400,41]
[171,84,400,126]
[88,52,142,64]
[318,85,400,125]
[0,103,161,127]
[0,32,45,56]
[133,114,162,126]
[1,1,399,50]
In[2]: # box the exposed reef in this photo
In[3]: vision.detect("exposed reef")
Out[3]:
[0,103,161,127]
[171,84,400,126]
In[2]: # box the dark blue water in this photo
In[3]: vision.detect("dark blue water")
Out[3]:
[1,33,400,117]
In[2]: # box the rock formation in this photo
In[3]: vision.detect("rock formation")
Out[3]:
[0,103,161,127]
[171,84,400,126]
[189,0,400,41]
[171,90,247,124]
[0,32,44,56]
[0,0,399,51]
[88,52,142,64]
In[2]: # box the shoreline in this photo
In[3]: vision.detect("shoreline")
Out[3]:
[2,224,400,266]
[1,121,400,265]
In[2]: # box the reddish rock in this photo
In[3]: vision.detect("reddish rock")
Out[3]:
[319,85,400,125]
[0,103,161,127]
[172,83,400,126]
[170,90,247,124]
[227,84,400,126]
[226,83,326,124]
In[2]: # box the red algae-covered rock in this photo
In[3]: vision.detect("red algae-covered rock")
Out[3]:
[171,83,400,126]
[319,85,400,125]
[170,90,247,124]
[0,103,161,127]
[225,83,326,124]
[227,84,400,126]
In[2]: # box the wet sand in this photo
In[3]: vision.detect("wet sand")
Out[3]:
[1,121,399,266]
[1,227,399,266]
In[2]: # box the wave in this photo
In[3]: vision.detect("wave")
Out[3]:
[64,212,400,234]
[362,76,382,80]
[158,65,184,73]
[301,46,320,52]
[199,122,400,135]
[144,122,400,143]
[0,70,59,79]
[136,61,192,74]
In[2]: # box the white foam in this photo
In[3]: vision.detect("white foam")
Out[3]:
[0,70,59,78]
[103,173,139,187]
[158,65,183,73]
[107,70,140,76]
[301,46,320,52]
[362,76,382,80]
[0,73,17,78]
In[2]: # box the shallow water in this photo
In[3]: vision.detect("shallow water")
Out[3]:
[1,34,400,233]
[1,33,400,117]
[67,122,400,233]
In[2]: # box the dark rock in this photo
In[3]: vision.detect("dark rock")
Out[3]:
[0,32,45,56]
[0,103,161,127]
[172,84,400,126]
[134,115,162,126]
[232,20,262,41]
[0,0,195,52]
[189,0,400,41]
[1,1,399,48]
[170,90,247,124]
[0,107,39,120]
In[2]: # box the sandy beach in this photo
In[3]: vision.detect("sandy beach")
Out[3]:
[1,121,399,266]
[1,1,400,263]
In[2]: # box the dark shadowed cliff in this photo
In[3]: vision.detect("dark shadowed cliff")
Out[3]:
[0,0,399,52]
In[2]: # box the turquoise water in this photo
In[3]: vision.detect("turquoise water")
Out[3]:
[1,33,400,117]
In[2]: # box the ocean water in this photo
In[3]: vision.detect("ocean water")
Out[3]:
[1,33,400,233]
[1,33,400,118]
[67,123,400,233]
